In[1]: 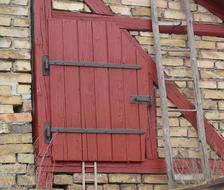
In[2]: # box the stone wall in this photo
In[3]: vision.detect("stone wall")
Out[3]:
[0,0,35,189]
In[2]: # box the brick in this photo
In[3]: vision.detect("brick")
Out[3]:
[131,7,150,17]
[135,36,153,45]
[87,185,103,190]
[0,26,29,38]
[188,127,198,138]
[17,175,36,186]
[73,173,108,183]
[0,155,16,163]
[195,41,216,49]
[17,84,31,94]
[110,5,131,16]
[194,13,222,23]
[164,10,185,20]
[0,164,26,174]
[202,100,217,109]
[22,100,32,111]
[103,184,119,190]
[18,154,34,164]
[54,174,73,185]
[0,16,11,26]
[120,184,137,190]
[0,96,22,105]
[0,113,32,123]
[0,123,10,134]
[0,144,33,156]
[0,176,16,188]
[67,184,82,190]
[142,175,167,184]
[0,73,31,83]
[53,0,84,11]
[196,81,217,89]
[0,5,28,16]
[0,134,32,144]
[202,36,224,42]
[0,105,13,113]
[0,0,10,4]
[158,138,198,148]
[197,60,214,69]
[157,127,187,137]
[14,39,31,49]
[10,123,32,133]
[11,0,28,5]
[0,38,11,48]
[0,60,12,71]
[202,90,224,99]
[205,111,224,120]
[200,70,224,79]
[215,61,224,69]
[138,184,153,190]
[121,0,150,6]
[13,17,29,27]
[0,49,30,59]
[200,50,224,60]
[162,58,183,66]
[160,39,186,47]
[166,68,192,78]
[154,185,168,190]
[109,174,141,183]
[14,60,31,71]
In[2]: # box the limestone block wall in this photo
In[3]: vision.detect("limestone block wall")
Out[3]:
[0,0,35,189]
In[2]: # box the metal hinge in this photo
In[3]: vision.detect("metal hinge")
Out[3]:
[131,96,151,104]
[44,123,145,144]
[43,55,142,76]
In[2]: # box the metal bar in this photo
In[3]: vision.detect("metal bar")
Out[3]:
[130,96,151,104]
[168,108,196,112]
[82,162,85,190]
[50,128,145,135]
[183,0,211,182]
[94,162,98,190]
[151,0,176,189]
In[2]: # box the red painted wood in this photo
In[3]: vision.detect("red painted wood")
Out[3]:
[92,21,112,161]
[107,22,127,161]
[52,11,224,38]
[49,20,66,160]
[63,20,82,161]
[85,0,113,16]
[78,20,98,161]
[196,0,224,21]
[121,30,142,161]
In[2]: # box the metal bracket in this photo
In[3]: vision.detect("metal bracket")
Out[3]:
[43,55,49,76]
[44,122,52,144]
[131,96,151,104]
[44,123,144,144]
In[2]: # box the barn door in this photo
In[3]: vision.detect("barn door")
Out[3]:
[45,18,152,162]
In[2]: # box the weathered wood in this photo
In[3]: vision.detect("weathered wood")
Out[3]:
[85,0,113,15]
[150,0,176,189]
[183,0,211,182]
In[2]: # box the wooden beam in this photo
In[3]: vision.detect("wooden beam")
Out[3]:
[52,11,224,37]
[84,0,113,16]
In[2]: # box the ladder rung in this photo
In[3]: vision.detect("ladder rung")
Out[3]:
[161,47,191,52]
[165,78,193,81]
[159,21,183,26]
[168,108,196,112]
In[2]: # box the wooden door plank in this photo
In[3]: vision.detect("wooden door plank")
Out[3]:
[85,0,113,16]
[78,20,98,161]
[92,21,112,161]
[121,30,142,161]
[107,22,127,161]
[62,20,82,161]
[49,20,66,160]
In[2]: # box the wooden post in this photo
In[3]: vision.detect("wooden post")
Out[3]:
[183,0,211,182]
[150,0,176,189]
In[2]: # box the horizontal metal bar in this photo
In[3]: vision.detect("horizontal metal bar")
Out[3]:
[49,60,142,70]
[50,128,145,135]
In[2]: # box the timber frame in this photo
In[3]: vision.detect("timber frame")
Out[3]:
[33,0,224,188]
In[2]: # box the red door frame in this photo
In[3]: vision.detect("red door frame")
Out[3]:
[33,0,224,188]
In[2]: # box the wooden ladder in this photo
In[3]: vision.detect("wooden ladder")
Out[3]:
[150,0,211,189]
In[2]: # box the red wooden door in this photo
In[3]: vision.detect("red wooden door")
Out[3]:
[48,18,151,162]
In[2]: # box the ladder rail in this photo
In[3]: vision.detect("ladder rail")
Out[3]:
[150,0,176,189]
[183,0,211,182]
